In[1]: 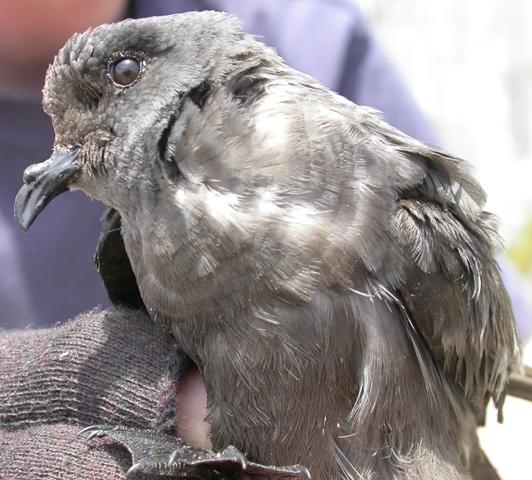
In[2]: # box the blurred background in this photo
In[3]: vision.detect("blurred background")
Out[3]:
[357,1,532,477]
[358,0,532,294]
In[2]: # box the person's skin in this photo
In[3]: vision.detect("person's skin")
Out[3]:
[0,0,210,451]
[177,367,212,448]
[0,0,127,94]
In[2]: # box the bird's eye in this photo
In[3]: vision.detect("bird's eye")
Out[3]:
[110,57,141,86]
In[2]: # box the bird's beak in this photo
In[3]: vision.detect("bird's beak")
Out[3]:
[14,147,81,231]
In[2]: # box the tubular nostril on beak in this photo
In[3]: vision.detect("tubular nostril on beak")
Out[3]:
[23,160,52,184]
[22,169,36,184]
[15,148,81,231]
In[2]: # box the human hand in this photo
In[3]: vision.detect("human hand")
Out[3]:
[0,307,209,479]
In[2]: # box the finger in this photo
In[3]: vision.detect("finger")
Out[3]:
[175,365,211,448]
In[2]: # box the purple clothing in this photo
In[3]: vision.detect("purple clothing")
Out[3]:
[4,0,516,331]
[0,95,105,328]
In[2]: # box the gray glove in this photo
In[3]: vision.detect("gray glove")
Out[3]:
[0,308,186,479]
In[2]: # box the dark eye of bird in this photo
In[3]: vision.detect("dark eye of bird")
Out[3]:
[110,57,141,86]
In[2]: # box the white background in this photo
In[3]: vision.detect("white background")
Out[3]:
[357,1,532,477]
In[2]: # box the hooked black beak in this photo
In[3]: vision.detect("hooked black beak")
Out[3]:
[14,147,81,231]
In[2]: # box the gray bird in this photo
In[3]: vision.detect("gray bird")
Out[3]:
[14,12,521,480]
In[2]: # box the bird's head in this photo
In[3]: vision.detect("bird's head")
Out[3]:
[14,11,269,229]
[15,11,363,303]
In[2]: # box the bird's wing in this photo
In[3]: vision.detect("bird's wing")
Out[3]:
[94,208,145,310]
[389,141,520,420]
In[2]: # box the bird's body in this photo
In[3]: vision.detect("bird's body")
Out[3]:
[15,12,520,479]
[116,73,505,479]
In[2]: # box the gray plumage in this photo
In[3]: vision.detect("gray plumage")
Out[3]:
[15,12,520,480]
